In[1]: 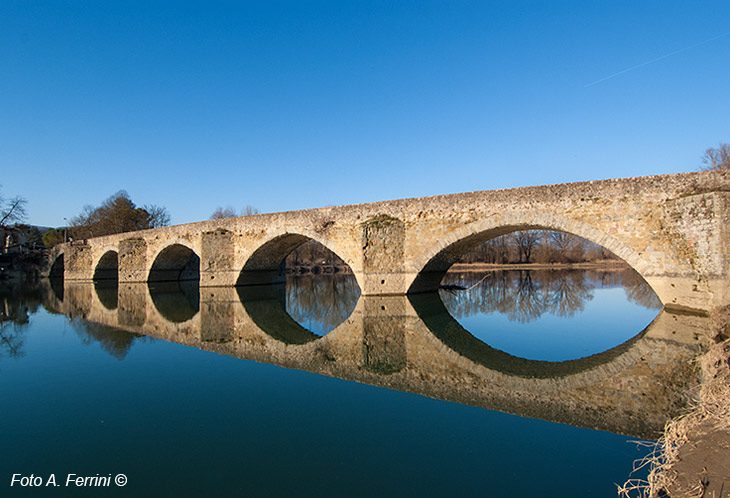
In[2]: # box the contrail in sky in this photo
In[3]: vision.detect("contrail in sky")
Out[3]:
[584,30,730,88]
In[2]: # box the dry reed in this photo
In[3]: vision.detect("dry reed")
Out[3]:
[617,307,730,498]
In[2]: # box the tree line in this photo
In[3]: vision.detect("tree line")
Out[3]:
[281,229,622,270]
[209,205,259,219]
[457,230,620,265]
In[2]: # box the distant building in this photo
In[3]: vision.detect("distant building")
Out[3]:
[0,226,30,254]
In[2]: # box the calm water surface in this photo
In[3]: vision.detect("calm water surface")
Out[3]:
[0,270,700,497]
[440,270,661,361]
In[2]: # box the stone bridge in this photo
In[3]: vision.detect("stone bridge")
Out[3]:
[50,171,730,312]
[45,281,710,438]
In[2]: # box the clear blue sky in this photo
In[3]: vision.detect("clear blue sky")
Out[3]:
[2,1,729,227]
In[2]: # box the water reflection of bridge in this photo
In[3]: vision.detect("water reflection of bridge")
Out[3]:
[41,279,710,439]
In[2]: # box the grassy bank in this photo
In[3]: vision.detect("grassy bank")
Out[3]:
[620,309,730,497]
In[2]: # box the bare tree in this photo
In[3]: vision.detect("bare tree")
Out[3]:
[701,142,730,171]
[144,204,171,228]
[210,205,259,219]
[242,204,259,216]
[0,186,28,226]
[511,230,542,263]
[210,206,237,219]
[548,231,586,263]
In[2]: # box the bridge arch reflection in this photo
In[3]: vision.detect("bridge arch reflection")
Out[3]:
[237,286,321,345]
[41,278,708,438]
[149,281,200,323]
[408,291,650,379]
[94,280,118,310]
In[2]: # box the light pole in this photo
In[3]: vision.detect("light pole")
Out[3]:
[63,218,68,243]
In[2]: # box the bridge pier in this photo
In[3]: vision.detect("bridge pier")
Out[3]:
[361,296,409,374]
[644,276,730,314]
[200,229,240,287]
[63,244,93,281]
[359,214,409,296]
[119,238,148,283]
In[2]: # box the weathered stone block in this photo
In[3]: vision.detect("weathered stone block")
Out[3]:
[119,238,148,283]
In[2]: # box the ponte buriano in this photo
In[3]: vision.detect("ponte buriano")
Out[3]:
[50,170,730,313]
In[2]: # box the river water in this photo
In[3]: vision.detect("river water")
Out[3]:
[0,269,707,497]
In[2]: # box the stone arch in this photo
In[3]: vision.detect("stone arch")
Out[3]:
[236,232,362,291]
[93,250,119,281]
[148,243,200,283]
[407,210,657,298]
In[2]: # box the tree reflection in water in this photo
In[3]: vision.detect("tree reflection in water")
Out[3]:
[583,269,662,309]
[441,268,660,324]
[70,318,146,360]
[0,321,26,359]
[0,283,44,359]
[616,271,663,309]
[439,268,662,362]
[284,273,360,335]
[544,271,592,318]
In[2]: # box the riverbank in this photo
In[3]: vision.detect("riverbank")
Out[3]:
[620,308,730,497]
[290,260,631,275]
[0,251,47,282]
[447,260,629,272]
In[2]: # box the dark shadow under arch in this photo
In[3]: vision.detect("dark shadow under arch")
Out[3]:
[408,292,650,379]
[94,250,119,281]
[237,285,320,345]
[50,254,64,278]
[237,234,357,288]
[94,280,119,310]
[237,233,310,286]
[149,281,200,323]
[149,244,200,283]
[49,254,64,301]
